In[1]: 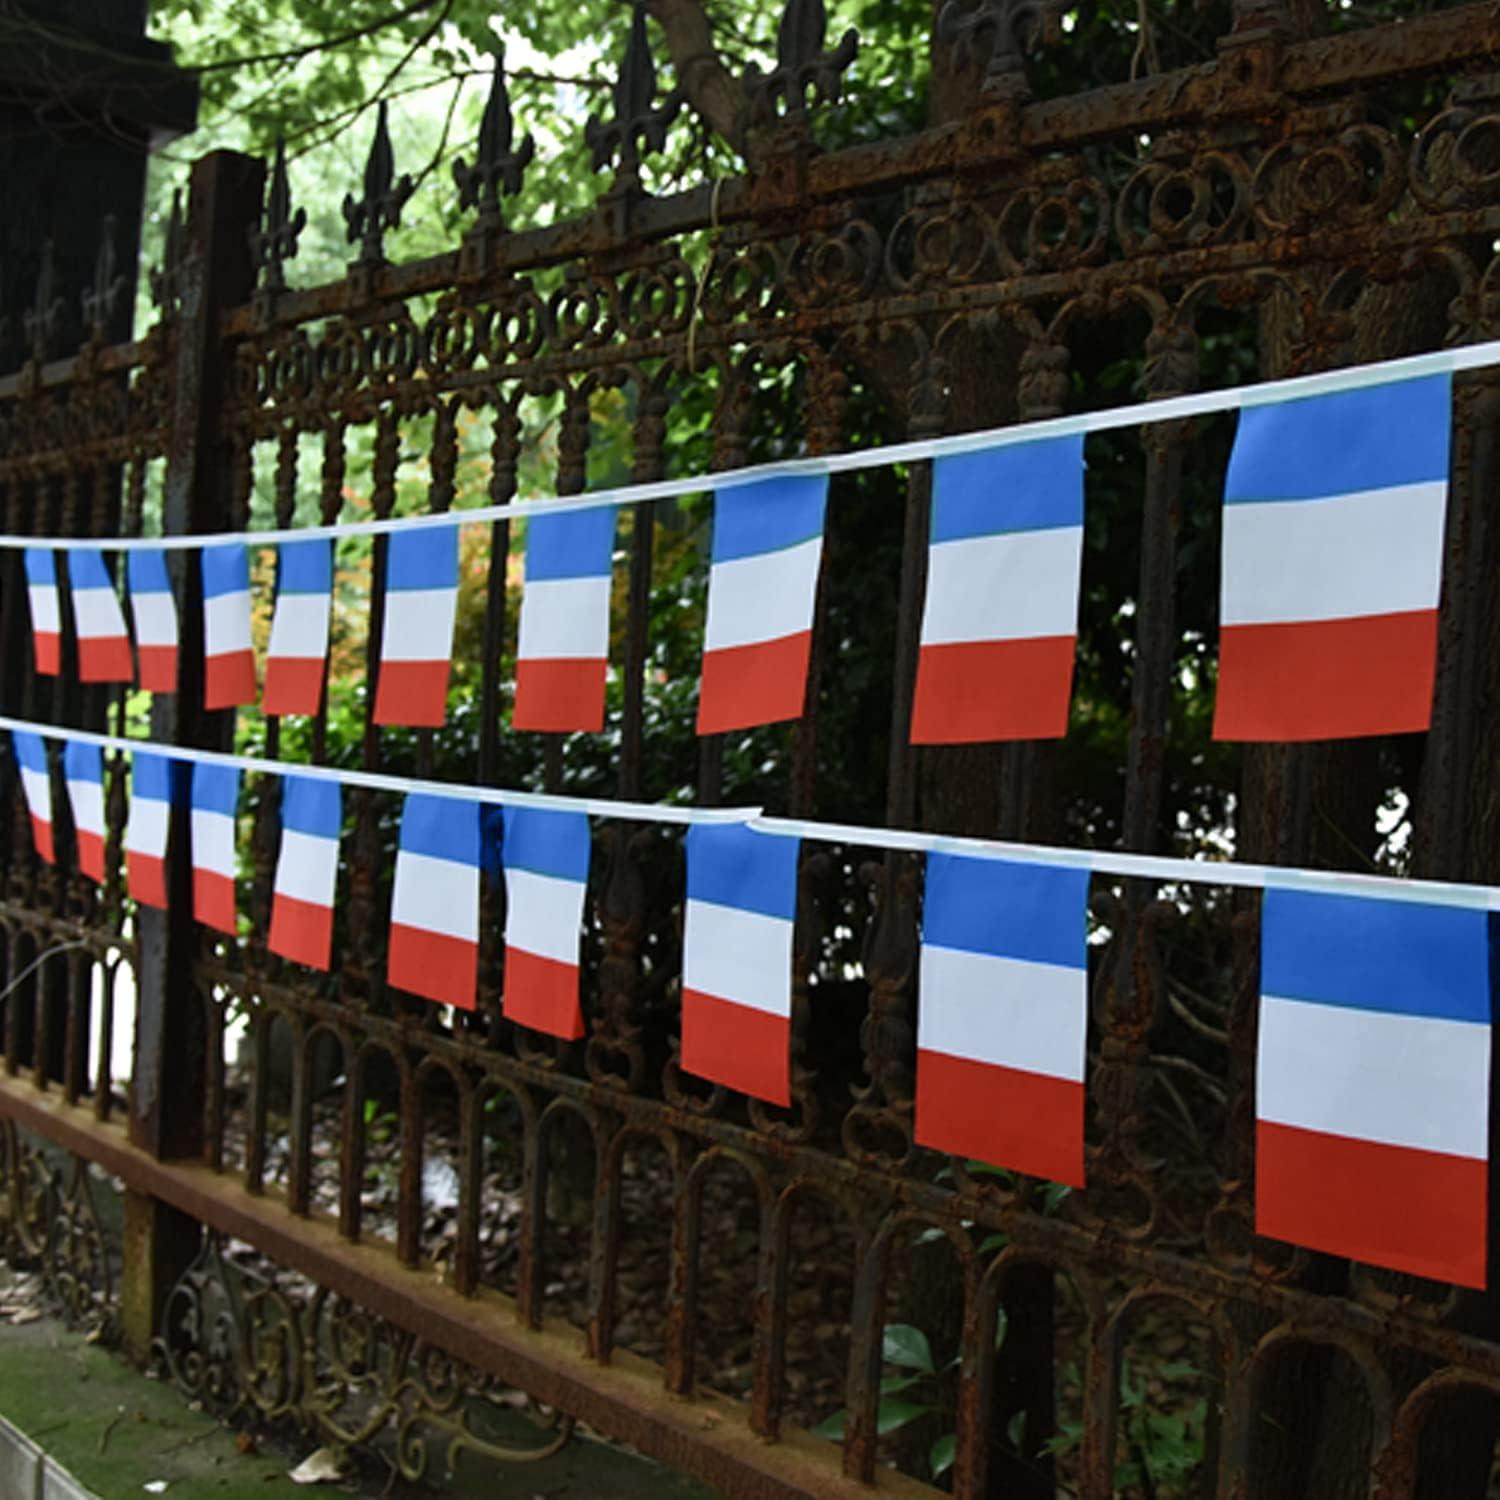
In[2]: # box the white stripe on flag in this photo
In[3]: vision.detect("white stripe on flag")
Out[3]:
[517,576,611,661]
[381,588,457,662]
[131,592,176,648]
[391,849,477,943]
[920,527,1082,646]
[268,591,331,660]
[917,945,1086,1082]
[704,537,822,653]
[205,591,252,655]
[1256,993,1489,1159]
[504,867,584,965]
[1222,481,1447,626]
[126,798,169,855]
[682,899,792,1017]
[19,767,50,819]
[191,808,236,879]
[72,588,125,639]
[68,780,104,838]
[29,586,59,633]
[273,828,339,906]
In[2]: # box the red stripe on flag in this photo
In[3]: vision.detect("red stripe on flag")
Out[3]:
[389,922,477,1010]
[503,947,585,1039]
[512,658,607,733]
[373,660,451,728]
[29,816,54,865]
[127,851,166,908]
[193,869,237,934]
[1257,1119,1486,1288]
[680,989,790,1105]
[696,632,812,735]
[78,635,133,684]
[916,1049,1085,1188]
[910,635,1076,744]
[1214,610,1437,742]
[263,656,326,718]
[205,649,257,711]
[137,645,177,693]
[269,892,334,970]
[75,830,104,883]
[34,633,59,676]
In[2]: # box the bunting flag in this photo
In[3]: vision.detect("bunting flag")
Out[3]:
[11,731,53,862]
[127,549,179,692]
[373,528,458,728]
[681,822,798,1104]
[915,854,1089,1187]
[201,544,256,710]
[62,740,106,882]
[125,752,173,908]
[911,436,1085,744]
[269,775,340,969]
[513,506,616,733]
[68,550,132,683]
[1256,886,1491,1287]
[388,792,480,1008]
[698,475,828,735]
[190,763,239,934]
[1215,373,1451,741]
[501,805,588,1038]
[263,538,332,717]
[25,549,60,676]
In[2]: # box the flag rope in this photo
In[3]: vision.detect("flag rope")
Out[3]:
[6,338,1500,553]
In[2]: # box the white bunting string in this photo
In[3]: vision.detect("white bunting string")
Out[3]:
[2,339,1498,553]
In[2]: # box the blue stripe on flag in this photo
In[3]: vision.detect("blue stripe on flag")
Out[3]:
[24,549,55,586]
[281,775,341,840]
[190,763,240,818]
[922,852,1089,969]
[930,435,1086,543]
[386,527,458,592]
[1226,374,1452,503]
[711,475,828,565]
[1261,886,1490,1023]
[63,741,102,786]
[131,752,175,802]
[278,538,332,595]
[201,543,250,600]
[127,549,171,596]
[11,731,47,774]
[525,506,617,583]
[686,822,799,921]
[69,550,115,593]
[502,805,590,883]
[399,792,481,867]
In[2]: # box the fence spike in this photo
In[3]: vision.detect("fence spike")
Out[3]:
[342,101,415,267]
[453,51,535,233]
[584,3,682,193]
[251,137,308,294]
[744,0,858,127]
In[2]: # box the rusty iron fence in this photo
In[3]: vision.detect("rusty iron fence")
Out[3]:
[2,1,1500,1495]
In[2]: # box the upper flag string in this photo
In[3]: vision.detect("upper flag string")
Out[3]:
[5,338,1500,553]
[6,713,1499,912]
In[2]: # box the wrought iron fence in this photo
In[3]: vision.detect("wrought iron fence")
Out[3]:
[1,2,1500,1496]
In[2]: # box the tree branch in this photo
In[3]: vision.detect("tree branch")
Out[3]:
[642,0,752,158]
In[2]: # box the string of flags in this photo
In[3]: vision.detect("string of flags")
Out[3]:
[6,363,1475,746]
[3,714,1496,1290]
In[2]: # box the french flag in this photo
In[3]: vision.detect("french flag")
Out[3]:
[1256,886,1492,1288]
[697,475,827,735]
[11,731,54,863]
[1215,373,1451,741]
[681,822,798,1104]
[911,437,1084,744]
[373,527,458,728]
[62,740,106,882]
[388,793,480,1009]
[68,550,133,683]
[25,549,60,676]
[513,506,616,732]
[190,763,239,934]
[263,539,332,717]
[269,775,340,970]
[127,549,178,692]
[201,544,257,710]
[501,805,589,1039]
[125,752,174,908]
[915,854,1089,1187]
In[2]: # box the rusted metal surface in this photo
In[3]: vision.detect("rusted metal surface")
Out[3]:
[2,2,1500,1496]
